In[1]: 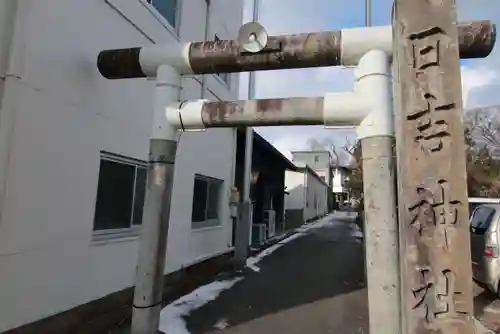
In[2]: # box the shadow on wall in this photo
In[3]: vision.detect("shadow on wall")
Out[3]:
[284,184,305,231]
[284,184,329,230]
[284,209,304,230]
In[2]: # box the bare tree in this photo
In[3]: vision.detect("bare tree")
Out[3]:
[343,140,363,198]
[324,135,358,168]
[466,106,500,151]
[464,106,500,197]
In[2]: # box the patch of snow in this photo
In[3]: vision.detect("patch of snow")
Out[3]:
[351,228,364,239]
[297,213,340,231]
[246,233,304,272]
[352,230,363,238]
[213,318,229,330]
[159,278,242,334]
[331,210,358,219]
[348,221,364,240]
[246,213,337,272]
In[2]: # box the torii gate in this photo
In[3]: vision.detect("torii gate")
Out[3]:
[97,0,496,333]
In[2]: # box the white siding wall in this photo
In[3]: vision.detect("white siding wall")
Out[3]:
[0,0,243,331]
[284,170,306,210]
[304,172,329,221]
[332,168,346,193]
[315,169,327,179]
[285,168,329,221]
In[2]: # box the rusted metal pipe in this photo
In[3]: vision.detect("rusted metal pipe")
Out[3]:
[189,31,342,75]
[97,21,496,80]
[457,20,496,59]
[200,97,325,127]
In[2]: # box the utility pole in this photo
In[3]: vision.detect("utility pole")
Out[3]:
[96,17,495,334]
[365,0,372,27]
[393,0,479,332]
[235,0,261,269]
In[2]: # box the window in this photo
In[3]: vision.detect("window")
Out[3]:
[469,202,481,218]
[93,153,148,238]
[146,0,179,29]
[191,174,223,229]
[214,35,230,86]
[471,206,496,231]
[314,155,319,163]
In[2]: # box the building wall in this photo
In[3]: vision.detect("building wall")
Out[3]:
[284,168,328,223]
[292,151,333,187]
[284,170,306,230]
[284,170,306,210]
[304,171,329,221]
[332,167,348,193]
[292,151,331,171]
[314,168,333,186]
[0,0,243,331]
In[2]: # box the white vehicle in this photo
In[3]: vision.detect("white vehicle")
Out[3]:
[469,197,500,217]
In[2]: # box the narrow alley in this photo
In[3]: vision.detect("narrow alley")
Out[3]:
[155,214,500,334]
[159,215,369,334]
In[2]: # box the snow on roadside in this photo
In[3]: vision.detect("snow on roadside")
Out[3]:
[246,233,304,272]
[246,213,337,272]
[351,224,364,239]
[159,278,242,334]
[296,213,339,233]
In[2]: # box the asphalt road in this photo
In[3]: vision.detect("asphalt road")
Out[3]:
[185,218,369,334]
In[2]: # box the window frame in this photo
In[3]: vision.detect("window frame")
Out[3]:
[92,152,148,241]
[191,174,224,230]
[213,35,231,87]
[142,0,182,36]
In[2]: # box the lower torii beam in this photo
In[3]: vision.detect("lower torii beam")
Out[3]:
[164,94,370,130]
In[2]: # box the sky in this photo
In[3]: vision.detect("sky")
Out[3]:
[238,0,500,161]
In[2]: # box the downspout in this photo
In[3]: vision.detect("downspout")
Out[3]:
[0,0,19,106]
[0,0,26,225]
[242,0,260,247]
[303,168,307,222]
[200,0,210,97]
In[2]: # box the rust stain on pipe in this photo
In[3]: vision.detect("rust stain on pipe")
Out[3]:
[188,21,496,74]
[200,97,324,127]
[457,20,496,59]
[189,31,342,74]
[255,99,284,112]
[202,101,243,123]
